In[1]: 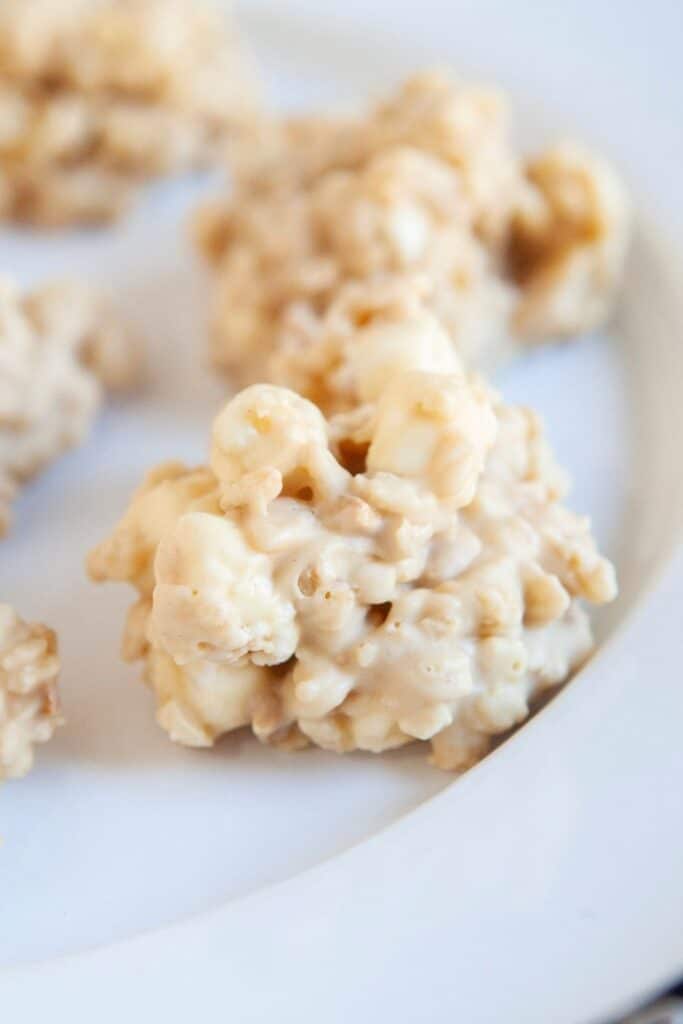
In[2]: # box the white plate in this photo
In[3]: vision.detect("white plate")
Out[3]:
[1,4,682,1021]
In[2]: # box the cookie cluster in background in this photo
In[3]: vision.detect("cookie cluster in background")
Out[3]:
[196,73,630,390]
[0,0,258,224]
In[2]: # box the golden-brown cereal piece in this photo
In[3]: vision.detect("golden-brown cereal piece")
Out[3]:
[509,143,632,338]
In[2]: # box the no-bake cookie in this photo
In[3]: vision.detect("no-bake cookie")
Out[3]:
[196,72,630,397]
[0,0,258,224]
[89,316,616,771]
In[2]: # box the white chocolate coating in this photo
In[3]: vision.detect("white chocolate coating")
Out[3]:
[196,71,630,398]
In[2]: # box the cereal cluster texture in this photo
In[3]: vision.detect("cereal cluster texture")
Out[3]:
[88,318,616,771]
[196,72,630,406]
[0,604,61,779]
[0,0,258,224]
[0,276,139,534]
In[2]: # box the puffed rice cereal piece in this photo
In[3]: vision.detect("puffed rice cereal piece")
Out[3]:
[88,331,616,771]
[0,276,139,534]
[0,0,259,225]
[0,604,62,780]
[196,71,630,387]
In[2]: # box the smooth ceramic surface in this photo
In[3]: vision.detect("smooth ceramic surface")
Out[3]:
[1,4,682,1021]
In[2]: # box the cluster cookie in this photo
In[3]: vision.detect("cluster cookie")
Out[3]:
[0,604,61,780]
[0,276,139,534]
[196,72,630,393]
[0,0,258,225]
[88,323,616,771]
